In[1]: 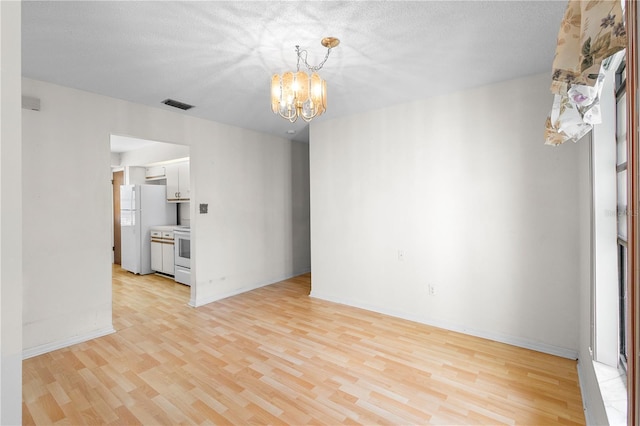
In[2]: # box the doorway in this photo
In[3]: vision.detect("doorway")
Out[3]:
[110,134,192,302]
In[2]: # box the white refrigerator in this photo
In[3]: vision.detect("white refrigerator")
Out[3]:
[120,184,177,274]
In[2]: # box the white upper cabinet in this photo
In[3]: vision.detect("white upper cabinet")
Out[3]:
[145,166,166,180]
[166,161,190,202]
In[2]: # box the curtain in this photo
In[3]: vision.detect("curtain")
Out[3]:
[545,0,627,146]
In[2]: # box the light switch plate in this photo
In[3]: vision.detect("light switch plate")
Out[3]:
[199,203,208,214]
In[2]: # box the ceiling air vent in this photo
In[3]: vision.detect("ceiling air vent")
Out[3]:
[161,98,194,111]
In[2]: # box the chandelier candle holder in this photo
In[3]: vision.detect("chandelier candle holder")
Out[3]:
[271,37,340,123]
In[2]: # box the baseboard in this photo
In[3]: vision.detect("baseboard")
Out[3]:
[191,285,261,308]
[22,326,116,360]
[189,294,198,308]
[190,270,311,308]
[310,291,579,360]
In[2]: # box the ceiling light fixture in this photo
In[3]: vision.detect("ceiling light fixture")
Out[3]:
[271,37,340,123]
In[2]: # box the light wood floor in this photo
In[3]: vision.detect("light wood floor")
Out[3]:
[23,266,585,425]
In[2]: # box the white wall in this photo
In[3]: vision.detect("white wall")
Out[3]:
[189,123,310,305]
[22,77,311,354]
[110,152,121,166]
[118,139,190,167]
[291,141,311,272]
[310,73,581,357]
[0,2,23,423]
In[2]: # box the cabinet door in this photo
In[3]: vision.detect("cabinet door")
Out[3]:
[178,161,190,200]
[150,241,163,272]
[165,164,180,202]
[162,244,175,275]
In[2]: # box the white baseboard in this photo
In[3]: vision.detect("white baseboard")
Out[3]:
[190,270,311,308]
[191,285,262,308]
[310,291,579,360]
[188,294,198,308]
[22,326,116,360]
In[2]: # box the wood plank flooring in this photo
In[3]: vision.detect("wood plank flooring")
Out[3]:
[23,266,585,425]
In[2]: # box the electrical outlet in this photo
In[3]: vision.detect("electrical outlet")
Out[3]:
[428,284,437,296]
[398,250,404,261]
[199,203,208,214]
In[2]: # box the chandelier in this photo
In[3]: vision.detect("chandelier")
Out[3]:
[271,37,340,123]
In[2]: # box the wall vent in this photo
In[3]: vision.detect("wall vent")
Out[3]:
[161,98,194,111]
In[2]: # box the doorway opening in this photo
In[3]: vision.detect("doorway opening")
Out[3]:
[110,134,192,303]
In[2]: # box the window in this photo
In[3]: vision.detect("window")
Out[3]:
[590,50,628,367]
[615,59,628,370]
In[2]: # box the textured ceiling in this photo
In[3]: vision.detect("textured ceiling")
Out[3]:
[21,1,567,143]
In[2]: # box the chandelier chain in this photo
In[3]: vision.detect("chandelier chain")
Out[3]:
[295,45,334,73]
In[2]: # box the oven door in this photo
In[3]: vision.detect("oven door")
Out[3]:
[174,230,191,268]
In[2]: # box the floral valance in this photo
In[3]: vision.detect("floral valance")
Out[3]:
[545,0,626,146]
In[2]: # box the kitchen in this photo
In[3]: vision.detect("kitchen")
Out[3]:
[111,134,192,289]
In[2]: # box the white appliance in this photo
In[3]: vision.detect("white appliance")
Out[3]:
[121,184,177,275]
[174,227,191,286]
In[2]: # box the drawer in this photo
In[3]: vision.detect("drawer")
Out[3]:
[175,266,191,286]
[150,230,162,238]
[162,231,173,239]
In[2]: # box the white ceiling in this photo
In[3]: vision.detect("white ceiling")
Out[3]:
[21,1,567,143]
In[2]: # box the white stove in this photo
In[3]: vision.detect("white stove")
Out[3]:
[173,226,191,286]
